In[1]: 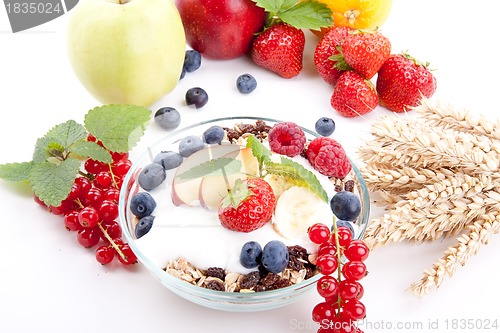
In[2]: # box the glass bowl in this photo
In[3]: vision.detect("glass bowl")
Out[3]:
[119,116,370,312]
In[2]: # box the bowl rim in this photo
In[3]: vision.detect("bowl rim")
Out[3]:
[118,116,371,302]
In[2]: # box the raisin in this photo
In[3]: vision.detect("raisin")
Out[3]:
[287,255,304,271]
[205,280,225,292]
[269,278,291,290]
[226,129,240,142]
[344,179,355,192]
[260,273,280,287]
[206,267,226,281]
[335,184,342,192]
[288,245,308,261]
[240,271,260,290]
[254,284,267,292]
[238,123,254,134]
[305,265,315,280]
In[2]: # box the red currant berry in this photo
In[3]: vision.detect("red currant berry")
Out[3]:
[356,283,364,300]
[111,238,125,247]
[64,210,82,231]
[339,279,362,301]
[98,200,118,222]
[342,261,367,281]
[67,182,81,201]
[316,254,338,275]
[312,302,336,323]
[333,226,352,249]
[94,171,113,189]
[48,198,78,215]
[112,159,132,177]
[343,300,366,321]
[117,243,137,265]
[344,240,369,262]
[87,133,97,142]
[103,188,120,202]
[308,223,331,244]
[78,207,100,228]
[95,246,115,265]
[317,275,339,299]
[77,227,101,248]
[84,159,107,174]
[33,194,47,208]
[100,220,122,239]
[318,242,337,257]
[75,177,92,196]
[111,151,129,163]
[83,187,103,208]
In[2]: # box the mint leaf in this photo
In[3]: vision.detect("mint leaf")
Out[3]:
[246,135,271,174]
[45,120,87,148]
[265,157,328,202]
[0,162,34,182]
[69,141,112,163]
[279,0,333,30]
[84,105,151,153]
[33,136,56,163]
[29,158,81,207]
[46,142,66,159]
[177,158,242,180]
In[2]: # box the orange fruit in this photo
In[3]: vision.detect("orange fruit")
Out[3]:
[312,0,392,37]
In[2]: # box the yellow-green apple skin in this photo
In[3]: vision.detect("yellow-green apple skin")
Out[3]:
[67,0,186,107]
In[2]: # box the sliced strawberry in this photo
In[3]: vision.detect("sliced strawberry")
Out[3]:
[341,30,391,79]
[218,178,276,232]
[251,23,305,79]
[330,71,378,118]
[314,26,354,85]
[376,53,437,112]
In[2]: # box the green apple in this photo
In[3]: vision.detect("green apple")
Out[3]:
[67,0,186,107]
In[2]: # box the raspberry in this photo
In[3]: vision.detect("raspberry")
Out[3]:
[268,122,306,157]
[306,137,352,178]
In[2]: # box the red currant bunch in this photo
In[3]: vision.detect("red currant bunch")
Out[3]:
[34,134,136,266]
[308,222,370,333]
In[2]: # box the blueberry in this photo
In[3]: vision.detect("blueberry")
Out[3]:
[178,135,205,157]
[130,192,156,218]
[261,240,289,274]
[334,219,355,236]
[154,107,181,130]
[236,74,257,94]
[185,87,208,108]
[315,117,336,136]
[184,50,201,73]
[330,191,361,222]
[180,65,186,80]
[135,215,155,239]
[154,151,183,170]
[138,163,166,191]
[240,241,262,269]
[202,126,225,144]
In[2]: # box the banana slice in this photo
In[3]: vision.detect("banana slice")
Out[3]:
[272,186,333,240]
[263,174,295,199]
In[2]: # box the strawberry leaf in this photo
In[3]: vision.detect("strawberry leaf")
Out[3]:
[0,162,33,182]
[252,0,288,13]
[69,141,113,163]
[176,157,242,180]
[279,0,333,30]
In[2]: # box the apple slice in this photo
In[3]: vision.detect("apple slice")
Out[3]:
[198,147,259,210]
[171,144,242,206]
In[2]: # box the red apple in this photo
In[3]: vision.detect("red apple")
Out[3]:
[175,0,267,60]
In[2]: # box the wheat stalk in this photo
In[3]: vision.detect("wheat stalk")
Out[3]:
[409,213,500,296]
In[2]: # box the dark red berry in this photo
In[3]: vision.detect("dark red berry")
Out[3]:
[77,227,101,248]
[64,210,82,231]
[78,207,100,228]
[342,261,367,281]
[95,246,115,265]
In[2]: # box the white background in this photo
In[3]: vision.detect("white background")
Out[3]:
[1,1,500,332]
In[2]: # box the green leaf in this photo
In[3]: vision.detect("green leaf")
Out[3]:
[220,178,254,209]
[177,158,242,180]
[84,105,151,153]
[69,141,112,163]
[252,0,287,13]
[246,135,271,173]
[0,162,34,182]
[265,157,328,202]
[29,158,81,207]
[46,141,66,159]
[45,120,87,148]
[279,0,333,30]
[33,136,55,163]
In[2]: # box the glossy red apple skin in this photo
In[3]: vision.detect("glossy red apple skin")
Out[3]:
[175,0,267,60]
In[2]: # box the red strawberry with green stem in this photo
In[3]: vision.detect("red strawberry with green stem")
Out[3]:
[376,53,437,112]
[218,178,276,232]
[333,29,391,79]
[330,71,378,118]
[314,26,355,85]
[250,0,334,78]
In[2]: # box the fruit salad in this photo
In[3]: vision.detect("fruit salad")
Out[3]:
[125,119,365,293]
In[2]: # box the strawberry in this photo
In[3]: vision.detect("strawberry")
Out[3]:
[251,23,305,79]
[330,71,378,118]
[376,53,437,112]
[314,26,354,85]
[341,30,391,79]
[218,178,276,232]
